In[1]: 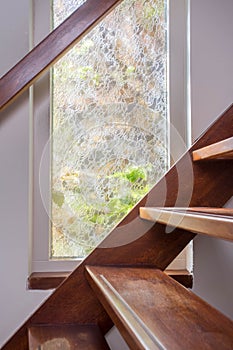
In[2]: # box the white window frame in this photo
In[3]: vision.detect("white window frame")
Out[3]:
[29,0,192,273]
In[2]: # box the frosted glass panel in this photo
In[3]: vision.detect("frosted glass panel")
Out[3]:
[53,0,87,28]
[51,0,168,258]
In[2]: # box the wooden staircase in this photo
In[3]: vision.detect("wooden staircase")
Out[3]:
[140,137,233,243]
[1,1,233,349]
[2,105,233,349]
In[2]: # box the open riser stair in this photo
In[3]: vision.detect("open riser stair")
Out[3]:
[140,207,233,241]
[3,103,233,350]
[192,136,233,160]
[140,135,233,242]
[1,0,233,348]
[86,266,233,350]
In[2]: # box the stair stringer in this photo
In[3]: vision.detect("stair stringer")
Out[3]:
[2,104,233,349]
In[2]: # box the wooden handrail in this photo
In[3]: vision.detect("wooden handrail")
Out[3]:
[0,0,123,111]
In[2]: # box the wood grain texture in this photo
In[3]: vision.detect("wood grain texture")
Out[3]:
[28,324,110,350]
[27,272,70,290]
[86,266,233,350]
[140,207,233,241]
[0,0,123,111]
[27,270,192,290]
[193,136,233,160]
[2,106,233,349]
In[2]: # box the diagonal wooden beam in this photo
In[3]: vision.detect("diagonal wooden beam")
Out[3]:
[0,0,123,111]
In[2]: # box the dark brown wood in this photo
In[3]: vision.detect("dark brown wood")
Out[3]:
[28,269,192,290]
[0,0,123,111]
[165,269,193,288]
[27,271,72,290]
[193,136,233,160]
[28,324,110,350]
[86,266,233,350]
[140,207,233,241]
[27,272,70,290]
[2,106,233,349]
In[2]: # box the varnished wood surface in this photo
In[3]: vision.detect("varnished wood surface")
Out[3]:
[140,207,233,241]
[193,136,233,160]
[0,0,123,111]
[2,106,233,349]
[27,271,70,290]
[28,324,110,350]
[86,266,233,350]
[154,207,233,216]
[27,269,192,290]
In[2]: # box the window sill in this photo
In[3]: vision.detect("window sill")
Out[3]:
[27,269,193,290]
[27,271,71,290]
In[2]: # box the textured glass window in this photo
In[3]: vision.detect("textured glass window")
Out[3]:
[51,0,168,258]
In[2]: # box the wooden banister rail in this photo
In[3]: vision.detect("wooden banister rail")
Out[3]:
[0,0,123,111]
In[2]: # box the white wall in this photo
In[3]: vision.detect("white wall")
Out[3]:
[190,0,233,320]
[0,2,128,349]
[0,0,233,347]
[0,1,51,347]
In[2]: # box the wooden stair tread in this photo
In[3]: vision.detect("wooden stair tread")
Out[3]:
[27,269,192,290]
[28,324,110,350]
[3,106,233,349]
[193,136,233,160]
[86,266,233,350]
[140,207,233,241]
